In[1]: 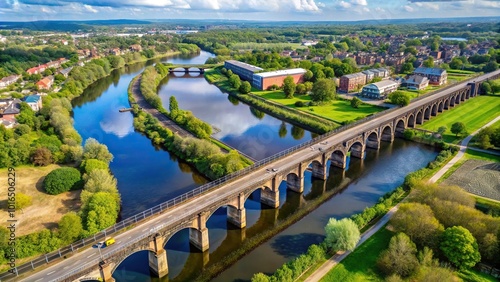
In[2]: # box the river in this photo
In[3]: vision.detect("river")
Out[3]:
[71,51,438,281]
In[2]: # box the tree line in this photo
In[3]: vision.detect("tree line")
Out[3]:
[140,63,213,139]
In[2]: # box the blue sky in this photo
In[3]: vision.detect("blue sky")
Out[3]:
[0,0,499,22]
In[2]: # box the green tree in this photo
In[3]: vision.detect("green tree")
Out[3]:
[377,233,419,277]
[436,126,447,136]
[440,226,481,270]
[390,203,444,248]
[283,76,296,98]
[389,91,411,106]
[239,81,251,94]
[451,122,467,136]
[251,273,270,282]
[278,122,287,138]
[80,159,108,175]
[304,70,314,81]
[58,212,82,243]
[480,82,492,94]
[324,218,360,251]
[43,167,82,195]
[81,192,119,234]
[169,96,179,113]
[350,97,362,108]
[450,57,464,70]
[484,61,499,72]
[401,63,414,74]
[311,79,336,103]
[423,56,435,68]
[83,138,113,164]
[296,83,306,94]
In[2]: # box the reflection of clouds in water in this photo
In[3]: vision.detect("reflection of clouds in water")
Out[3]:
[160,77,280,138]
[100,110,134,138]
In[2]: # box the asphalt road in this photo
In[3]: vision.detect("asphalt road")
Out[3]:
[21,70,500,282]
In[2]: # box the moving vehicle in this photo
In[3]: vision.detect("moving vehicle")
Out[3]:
[104,237,115,247]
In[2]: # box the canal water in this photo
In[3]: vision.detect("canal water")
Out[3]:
[71,51,438,281]
[157,70,315,160]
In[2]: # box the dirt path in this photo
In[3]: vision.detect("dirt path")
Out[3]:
[130,75,194,138]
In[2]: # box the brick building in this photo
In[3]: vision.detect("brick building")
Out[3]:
[413,67,447,85]
[361,80,399,99]
[339,73,366,93]
[252,68,307,90]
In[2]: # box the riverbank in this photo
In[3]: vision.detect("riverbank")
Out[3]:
[204,68,338,134]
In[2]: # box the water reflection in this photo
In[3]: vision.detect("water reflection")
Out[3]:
[157,75,314,160]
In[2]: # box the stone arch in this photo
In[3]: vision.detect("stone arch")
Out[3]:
[407,114,415,128]
[424,106,431,120]
[395,119,406,132]
[460,91,465,101]
[366,131,379,149]
[438,101,444,112]
[465,89,471,99]
[455,94,461,105]
[307,160,326,180]
[431,104,438,116]
[348,141,364,159]
[286,172,301,193]
[416,110,424,125]
[330,150,346,169]
[450,96,455,107]
[444,98,450,109]
[112,248,157,274]
[244,186,272,203]
[381,125,394,142]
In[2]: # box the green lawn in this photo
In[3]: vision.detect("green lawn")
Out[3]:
[231,42,306,50]
[420,95,500,143]
[254,90,385,124]
[457,269,499,282]
[397,85,442,100]
[320,227,393,282]
[447,69,478,75]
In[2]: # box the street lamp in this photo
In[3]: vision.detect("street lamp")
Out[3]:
[97,243,104,261]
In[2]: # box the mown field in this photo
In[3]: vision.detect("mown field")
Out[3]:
[254,90,385,124]
[420,95,500,143]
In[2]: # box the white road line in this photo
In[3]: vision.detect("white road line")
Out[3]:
[87,253,95,258]
[117,241,121,244]
[47,271,55,275]
[35,279,44,282]
[63,266,70,269]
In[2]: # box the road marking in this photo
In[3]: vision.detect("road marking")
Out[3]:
[47,271,55,275]
[128,236,132,239]
[63,266,70,269]
[87,253,95,258]
[143,228,148,232]
[35,279,44,282]
[117,241,121,244]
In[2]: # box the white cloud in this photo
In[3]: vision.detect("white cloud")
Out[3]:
[404,5,414,12]
[415,2,439,11]
[338,1,351,9]
[84,4,98,13]
[351,0,367,6]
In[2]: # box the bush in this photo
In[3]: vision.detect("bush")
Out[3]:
[43,167,82,195]
[295,101,305,107]
[80,159,109,175]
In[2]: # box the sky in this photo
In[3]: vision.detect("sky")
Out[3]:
[0,0,499,22]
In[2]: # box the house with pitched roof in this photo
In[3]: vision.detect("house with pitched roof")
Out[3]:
[413,67,447,85]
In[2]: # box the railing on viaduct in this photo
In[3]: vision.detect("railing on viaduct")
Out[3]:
[1,70,499,281]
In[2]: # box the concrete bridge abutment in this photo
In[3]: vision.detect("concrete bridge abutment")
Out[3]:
[189,212,210,252]
[311,160,327,180]
[227,192,247,228]
[148,235,168,278]
[100,261,115,282]
[286,174,304,193]
[261,188,280,208]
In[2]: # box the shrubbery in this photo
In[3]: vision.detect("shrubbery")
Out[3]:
[43,167,82,195]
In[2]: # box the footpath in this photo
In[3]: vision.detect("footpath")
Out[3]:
[130,75,194,138]
[304,115,500,282]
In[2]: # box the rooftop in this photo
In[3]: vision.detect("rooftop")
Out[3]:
[414,67,446,76]
[225,60,263,73]
[254,68,307,78]
[364,80,399,90]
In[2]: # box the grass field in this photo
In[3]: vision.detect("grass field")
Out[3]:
[320,227,392,282]
[254,90,385,124]
[0,165,81,236]
[420,95,500,143]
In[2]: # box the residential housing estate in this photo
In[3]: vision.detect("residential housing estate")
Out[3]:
[413,67,448,85]
[339,68,390,92]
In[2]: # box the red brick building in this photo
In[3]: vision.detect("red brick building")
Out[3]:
[339,73,367,93]
[252,68,307,90]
